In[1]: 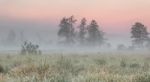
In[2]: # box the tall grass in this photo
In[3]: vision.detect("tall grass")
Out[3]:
[0,52,149,82]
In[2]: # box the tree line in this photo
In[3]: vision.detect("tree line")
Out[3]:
[58,16,150,49]
[2,15,150,55]
[58,16,105,47]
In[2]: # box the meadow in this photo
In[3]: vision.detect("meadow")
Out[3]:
[0,52,150,82]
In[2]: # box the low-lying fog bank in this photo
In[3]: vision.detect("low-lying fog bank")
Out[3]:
[0,45,149,55]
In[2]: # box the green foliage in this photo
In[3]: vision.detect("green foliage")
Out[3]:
[131,22,149,48]
[55,56,84,76]
[130,63,140,68]
[0,52,150,82]
[78,18,87,45]
[58,16,105,46]
[50,74,70,82]
[87,20,104,46]
[134,74,150,82]
[117,44,126,50]
[120,59,127,68]
[56,56,74,72]
[21,41,42,55]
[143,62,149,71]
[58,16,76,44]
[95,59,107,66]
[0,64,4,73]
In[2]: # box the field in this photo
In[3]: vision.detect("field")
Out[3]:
[0,52,150,82]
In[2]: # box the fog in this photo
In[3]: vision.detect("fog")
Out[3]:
[0,19,148,54]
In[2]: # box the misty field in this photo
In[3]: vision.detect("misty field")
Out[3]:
[0,52,150,82]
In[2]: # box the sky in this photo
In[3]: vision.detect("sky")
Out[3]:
[0,0,150,45]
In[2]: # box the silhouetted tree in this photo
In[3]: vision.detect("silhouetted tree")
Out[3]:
[78,18,87,45]
[105,43,112,48]
[128,46,135,50]
[87,20,104,46]
[117,44,126,50]
[21,41,41,55]
[146,38,150,49]
[58,16,77,45]
[131,22,149,48]
[20,31,25,42]
[6,30,16,44]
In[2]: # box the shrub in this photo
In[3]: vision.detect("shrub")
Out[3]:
[95,59,107,66]
[120,59,127,68]
[143,62,149,71]
[0,64,4,73]
[117,44,126,50]
[55,56,74,74]
[133,74,150,82]
[21,41,42,55]
[130,63,140,68]
[37,63,49,76]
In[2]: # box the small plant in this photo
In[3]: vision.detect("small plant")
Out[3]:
[130,63,140,68]
[143,62,149,71]
[56,56,74,72]
[37,63,49,76]
[117,44,126,50]
[120,59,127,68]
[0,64,4,73]
[21,41,42,55]
[95,59,107,66]
[133,74,150,82]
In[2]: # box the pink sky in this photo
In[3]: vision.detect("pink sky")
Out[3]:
[0,0,150,33]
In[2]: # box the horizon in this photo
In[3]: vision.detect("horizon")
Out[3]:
[1,1,150,82]
[0,0,150,49]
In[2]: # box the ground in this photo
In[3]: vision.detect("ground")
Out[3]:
[0,52,150,82]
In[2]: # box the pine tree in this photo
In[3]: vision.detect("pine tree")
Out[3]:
[78,18,87,44]
[131,22,149,48]
[87,20,104,46]
[58,16,77,45]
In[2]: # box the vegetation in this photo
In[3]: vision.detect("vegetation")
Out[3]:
[87,20,104,46]
[58,16,77,45]
[0,17,150,82]
[0,52,150,82]
[57,16,150,50]
[21,41,41,55]
[0,64,4,73]
[131,22,150,48]
[58,16,105,46]
[78,18,87,45]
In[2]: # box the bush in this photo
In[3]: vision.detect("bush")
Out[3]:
[133,74,150,82]
[21,41,42,55]
[120,59,127,68]
[56,56,74,73]
[130,63,140,68]
[0,64,4,73]
[143,62,149,71]
[95,59,107,66]
[117,44,126,50]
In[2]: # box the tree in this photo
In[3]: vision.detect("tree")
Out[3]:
[7,30,16,43]
[117,44,126,50]
[3,29,16,46]
[20,31,25,42]
[87,20,104,46]
[78,18,87,45]
[58,16,77,45]
[131,22,149,48]
[145,38,150,49]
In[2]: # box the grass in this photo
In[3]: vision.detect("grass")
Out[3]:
[0,52,150,82]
